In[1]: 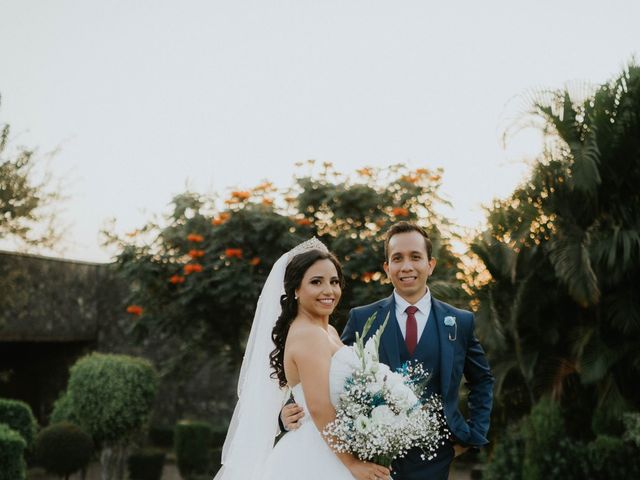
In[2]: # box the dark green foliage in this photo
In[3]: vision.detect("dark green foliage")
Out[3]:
[482,423,525,480]
[623,412,640,447]
[0,398,37,450]
[0,423,26,480]
[584,435,640,479]
[67,353,159,445]
[522,398,587,480]
[127,448,165,480]
[35,422,93,479]
[148,424,174,448]
[50,391,83,427]
[211,426,228,449]
[105,164,463,373]
[174,420,213,479]
[470,62,640,441]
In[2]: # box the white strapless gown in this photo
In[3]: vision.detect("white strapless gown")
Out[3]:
[260,346,360,480]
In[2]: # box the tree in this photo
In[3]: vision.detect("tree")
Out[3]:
[105,163,464,374]
[469,62,640,437]
[0,104,61,249]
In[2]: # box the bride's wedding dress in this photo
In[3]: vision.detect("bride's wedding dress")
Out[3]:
[261,346,358,480]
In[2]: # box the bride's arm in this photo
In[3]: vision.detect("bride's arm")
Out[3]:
[293,329,390,480]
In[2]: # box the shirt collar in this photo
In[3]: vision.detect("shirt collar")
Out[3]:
[393,288,431,313]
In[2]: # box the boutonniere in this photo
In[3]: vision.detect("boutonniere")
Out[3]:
[444,316,457,341]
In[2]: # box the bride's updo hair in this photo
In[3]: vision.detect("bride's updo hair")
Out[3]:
[269,249,344,388]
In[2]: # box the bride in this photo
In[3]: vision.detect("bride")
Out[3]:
[215,239,391,480]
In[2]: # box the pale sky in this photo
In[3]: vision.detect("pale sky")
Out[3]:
[1,0,638,262]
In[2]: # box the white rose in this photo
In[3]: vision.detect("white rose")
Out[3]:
[385,371,404,388]
[370,405,396,426]
[390,383,418,410]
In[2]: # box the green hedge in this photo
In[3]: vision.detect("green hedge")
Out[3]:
[67,353,159,445]
[128,447,165,480]
[35,422,93,479]
[0,423,26,480]
[175,420,213,479]
[0,398,37,450]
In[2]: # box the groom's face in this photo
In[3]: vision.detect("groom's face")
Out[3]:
[383,231,436,304]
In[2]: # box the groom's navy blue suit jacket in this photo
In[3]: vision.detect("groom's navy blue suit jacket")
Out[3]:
[341,294,494,447]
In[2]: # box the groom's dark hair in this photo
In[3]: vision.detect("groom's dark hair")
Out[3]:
[384,222,433,261]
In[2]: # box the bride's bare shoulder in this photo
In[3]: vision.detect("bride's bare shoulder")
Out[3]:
[287,321,331,356]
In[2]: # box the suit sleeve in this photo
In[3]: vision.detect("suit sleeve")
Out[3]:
[462,314,494,446]
[340,308,358,346]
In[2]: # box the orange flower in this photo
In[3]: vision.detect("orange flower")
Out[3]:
[211,217,224,226]
[376,219,386,227]
[184,263,203,275]
[262,198,274,206]
[249,257,261,266]
[361,272,375,282]
[126,305,143,315]
[219,212,231,221]
[284,196,297,203]
[225,248,243,259]
[231,191,251,201]
[188,249,205,259]
[415,168,430,175]
[400,175,418,184]
[429,174,442,182]
[392,207,409,217]
[187,233,204,243]
[169,275,185,284]
[357,167,373,177]
[296,218,312,226]
[254,181,274,191]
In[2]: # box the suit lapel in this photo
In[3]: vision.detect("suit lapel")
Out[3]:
[432,298,454,396]
[377,295,402,370]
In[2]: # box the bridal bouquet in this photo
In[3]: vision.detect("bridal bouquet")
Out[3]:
[323,313,448,467]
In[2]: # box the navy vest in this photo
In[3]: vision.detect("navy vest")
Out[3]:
[396,307,441,397]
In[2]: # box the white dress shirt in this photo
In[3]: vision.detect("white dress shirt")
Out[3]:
[393,289,432,343]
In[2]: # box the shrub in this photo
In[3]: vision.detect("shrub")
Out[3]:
[35,422,93,479]
[623,412,640,448]
[0,423,26,480]
[483,424,525,480]
[175,420,213,479]
[127,448,165,480]
[0,398,38,450]
[50,391,82,427]
[584,435,640,479]
[67,353,159,445]
[522,397,587,480]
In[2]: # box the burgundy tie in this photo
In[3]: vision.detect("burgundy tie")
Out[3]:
[405,306,418,356]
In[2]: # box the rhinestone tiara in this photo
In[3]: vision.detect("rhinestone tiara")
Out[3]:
[287,237,328,262]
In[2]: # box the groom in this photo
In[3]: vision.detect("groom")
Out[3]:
[282,222,494,479]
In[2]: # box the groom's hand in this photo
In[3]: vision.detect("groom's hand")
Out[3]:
[453,443,469,457]
[281,403,305,431]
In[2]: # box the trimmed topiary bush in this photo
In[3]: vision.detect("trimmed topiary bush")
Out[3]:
[35,422,93,480]
[0,398,38,450]
[0,423,26,480]
[50,391,83,427]
[67,352,159,480]
[175,420,213,479]
[127,448,165,480]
